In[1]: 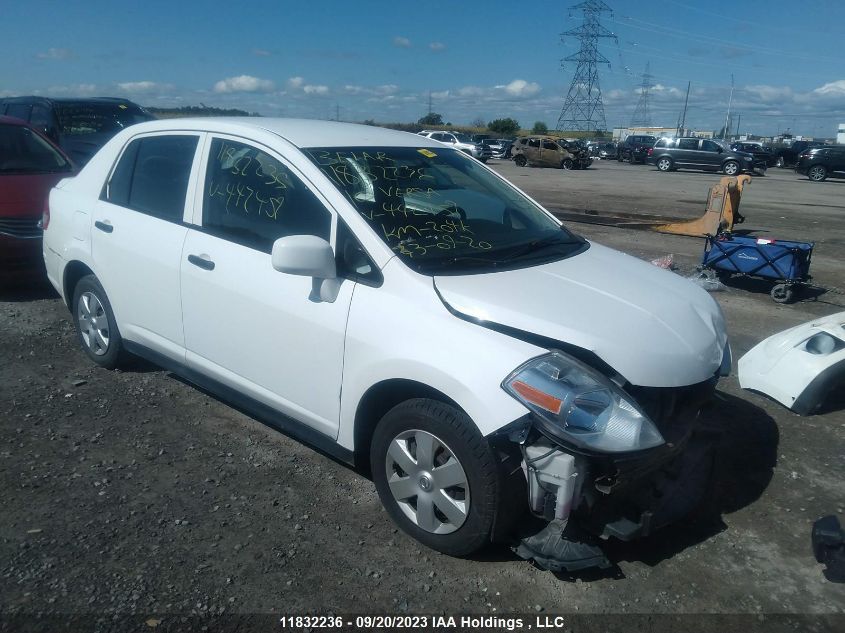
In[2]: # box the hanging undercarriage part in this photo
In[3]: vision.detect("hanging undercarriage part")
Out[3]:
[655,174,751,237]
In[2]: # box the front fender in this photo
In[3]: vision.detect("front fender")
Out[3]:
[337,260,540,451]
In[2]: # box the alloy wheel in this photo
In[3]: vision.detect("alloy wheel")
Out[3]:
[77,291,110,356]
[384,429,469,535]
[808,166,827,182]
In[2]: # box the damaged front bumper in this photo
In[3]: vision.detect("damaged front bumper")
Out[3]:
[503,377,719,571]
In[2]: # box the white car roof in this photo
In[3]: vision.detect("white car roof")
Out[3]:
[118,117,442,149]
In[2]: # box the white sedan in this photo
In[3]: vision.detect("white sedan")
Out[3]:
[42,118,729,572]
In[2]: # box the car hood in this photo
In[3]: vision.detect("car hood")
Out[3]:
[0,172,70,217]
[433,242,727,388]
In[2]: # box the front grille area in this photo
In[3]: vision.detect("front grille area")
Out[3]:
[627,378,717,446]
[0,217,42,239]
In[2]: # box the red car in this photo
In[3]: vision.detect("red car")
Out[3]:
[0,115,75,287]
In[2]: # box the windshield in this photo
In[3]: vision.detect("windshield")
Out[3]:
[56,102,154,136]
[305,146,586,274]
[0,124,72,174]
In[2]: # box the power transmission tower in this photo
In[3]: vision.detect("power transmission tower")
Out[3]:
[556,0,617,133]
[629,62,653,128]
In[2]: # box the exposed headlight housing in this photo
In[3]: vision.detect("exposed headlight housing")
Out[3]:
[502,352,664,453]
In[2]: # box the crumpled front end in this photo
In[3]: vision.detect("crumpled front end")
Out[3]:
[498,362,720,572]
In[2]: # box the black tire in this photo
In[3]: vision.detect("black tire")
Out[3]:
[514,154,527,167]
[656,157,673,172]
[808,165,827,182]
[723,160,740,176]
[562,158,574,170]
[71,274,124,369]
[770,283,795,304]
[370,398,501,556]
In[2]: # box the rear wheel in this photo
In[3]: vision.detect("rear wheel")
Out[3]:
[723,160,740,176]
[770,284,795,304]
[808,165,827,182]
[72,275,124,369]
[656,157,673,172]
[370,399,500,556]
[514,154,527,167]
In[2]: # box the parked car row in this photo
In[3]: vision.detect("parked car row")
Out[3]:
[417,130,492,162]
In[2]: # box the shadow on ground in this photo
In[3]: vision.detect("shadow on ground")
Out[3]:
[0,279,58,302]
[601,391,778,570]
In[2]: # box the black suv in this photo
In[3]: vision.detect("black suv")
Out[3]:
[773,140,826,168]
[0,96,154,165]
[617,135,656,164]
[795,146,845,182]
[648,137,766,175]
[730,141,777,167]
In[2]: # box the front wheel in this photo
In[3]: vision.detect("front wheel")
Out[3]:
[723,160,740,176]
[514,154,527,167]
[562,158,574,170]
[370,399,501,556]
[72,274,124,369]
[656,157,673,172]
[808,165,827,182]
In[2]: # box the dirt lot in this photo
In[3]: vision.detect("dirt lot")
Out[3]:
[1,159,844,630]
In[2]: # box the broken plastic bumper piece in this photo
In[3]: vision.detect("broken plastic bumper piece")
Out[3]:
[738,311,845,415]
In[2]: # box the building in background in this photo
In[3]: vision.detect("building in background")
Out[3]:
[838,123,845,145]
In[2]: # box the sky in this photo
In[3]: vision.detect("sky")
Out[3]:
[2,0,844,137]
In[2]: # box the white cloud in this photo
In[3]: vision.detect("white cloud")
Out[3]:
[46,83,99,96]
[116,81,173,94]
[213,75,275,93]
[36,48,73,60]
[814,80,845,96]
[458,86,485,97]
[375,84,399,96]
[253,49,271,57]
[497,79,541,98]
[429,42,446,51]
[393,36,411,48]
[287,76,304,89]
[304,84,329,95]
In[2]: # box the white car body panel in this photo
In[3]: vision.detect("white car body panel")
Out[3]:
[337,258,537,449]
[738,312,845,413]
[181,229,353,438]
[434,242,727,388]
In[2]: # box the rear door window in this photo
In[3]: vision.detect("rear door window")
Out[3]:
[678,138,699,150]
[201,137,331,253]
[102,135,199,222]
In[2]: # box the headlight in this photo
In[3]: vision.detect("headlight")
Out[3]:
[502,352,664,453]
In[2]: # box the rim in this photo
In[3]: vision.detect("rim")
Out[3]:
[809,166,825,181]
[385,429,469,535]
[77,291,110,356]
[658,158,671,170]
[724,162,738,175]
[562,159,573,170]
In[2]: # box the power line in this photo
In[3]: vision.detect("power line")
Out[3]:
[630,61,653,127]
[556,0,618,133]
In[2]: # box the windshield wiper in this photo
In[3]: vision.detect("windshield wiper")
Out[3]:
[498,234,583,261]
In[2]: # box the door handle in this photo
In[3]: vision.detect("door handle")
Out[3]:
[94,220,113,233]
[187,254,215,271]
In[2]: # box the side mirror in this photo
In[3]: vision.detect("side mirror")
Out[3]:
[271,235,336,279]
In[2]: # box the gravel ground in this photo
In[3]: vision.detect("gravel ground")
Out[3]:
[1,161,844,632]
